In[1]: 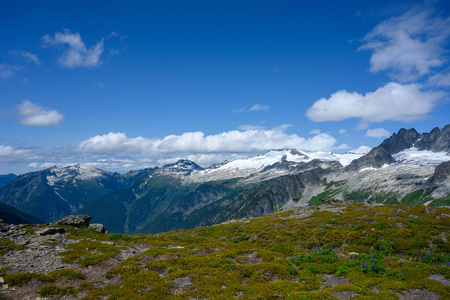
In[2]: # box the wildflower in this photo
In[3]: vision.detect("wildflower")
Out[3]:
[361,262,367,268]
[371,253,374,259]
[349,260,352,264]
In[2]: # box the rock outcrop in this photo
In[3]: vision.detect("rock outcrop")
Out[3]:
[430,161,450,184]
[56,214,92,228]
[89,223,108,234]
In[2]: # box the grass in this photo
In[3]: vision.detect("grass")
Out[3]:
[2,203,450,299]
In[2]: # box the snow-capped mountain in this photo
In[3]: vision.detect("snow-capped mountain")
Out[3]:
[0,165,123,222]
[46,164,110,186]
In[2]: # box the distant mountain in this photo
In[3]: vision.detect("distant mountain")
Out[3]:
[0,202,43,224]
[0,174,16,187]
[1,125,449,233]
[0,165,124,222]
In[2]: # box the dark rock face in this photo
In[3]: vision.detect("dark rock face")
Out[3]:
[56,214,92,227]
[378,125,450,155]
[379,128,420,154]
[429,161,450,184]
[346,147,396,171]
[416,125,450,153]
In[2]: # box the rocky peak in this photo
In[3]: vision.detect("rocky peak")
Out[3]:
[379,128,420,154]
[159,160,203,176]
[416,125,450,153]
[346,147,395,172]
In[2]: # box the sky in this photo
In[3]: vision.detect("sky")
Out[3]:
[1,0,450,175]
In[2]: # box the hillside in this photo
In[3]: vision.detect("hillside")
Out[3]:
[0,203,43,225]
[0,174,16,187]
[0,204,449,299]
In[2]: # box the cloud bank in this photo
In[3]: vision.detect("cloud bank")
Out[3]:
[42,30,104,68]
[78,127,340,155]
[16,100,64,127]
[0,145,39,162]
[306,82,444,123]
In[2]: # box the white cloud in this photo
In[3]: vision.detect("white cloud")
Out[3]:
[350,145,372,154]
[16,100,64,127]
[359,9,450,82]
[306,82,445,123]
[249,103,270,112]
[28,162,55,169]
[309,129,321,134]
[0,145,39,162]
[78,127,339,155]
[366,128,391,138]
[42,30,104,68]
[338,129,347,134]
[0,64,22,78]
[238,124,265,130]
[107,31,127,41]
[231,107,246,113]
[9,50,40,65]
[427,68,450,87]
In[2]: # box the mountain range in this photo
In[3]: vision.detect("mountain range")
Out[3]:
[0,125,449,234]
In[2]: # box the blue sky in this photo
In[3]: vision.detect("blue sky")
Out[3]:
[1,0,450,175]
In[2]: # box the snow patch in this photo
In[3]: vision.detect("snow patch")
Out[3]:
[393,148,450,165]
[46,164,106,186]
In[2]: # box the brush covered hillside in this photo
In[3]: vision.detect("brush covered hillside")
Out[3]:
[0,203,43,225]
[0,203,449,299]
[0,174,15,187]
[1,125,450,234]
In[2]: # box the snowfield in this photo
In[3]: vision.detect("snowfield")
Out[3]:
[393,147,450,165]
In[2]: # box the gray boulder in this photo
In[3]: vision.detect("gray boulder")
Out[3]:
[89,223,107,234]
[56,215,92,228]
[36,227,67,236]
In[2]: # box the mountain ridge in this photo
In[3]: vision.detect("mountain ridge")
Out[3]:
[1,125,449,234]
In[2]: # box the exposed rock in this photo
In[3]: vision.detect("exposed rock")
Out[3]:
[392,289,438,300]
[379,128,420,154]
[89,223,107,234]
[346,147,395,171]
[35,227,67,236]
[429,274,450,286]
[430,161,450,184]
[56,214,92,228]
[416,125,450,153]
[170,276,193,294]
[322,274,350,288]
